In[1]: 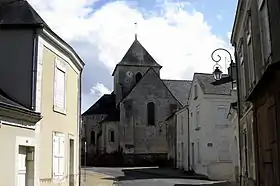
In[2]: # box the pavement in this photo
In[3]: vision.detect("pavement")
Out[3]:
[82,167,236,186]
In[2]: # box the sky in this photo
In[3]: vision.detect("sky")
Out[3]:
[28,0,238,112]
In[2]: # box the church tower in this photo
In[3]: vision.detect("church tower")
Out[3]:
[112,37,162,104]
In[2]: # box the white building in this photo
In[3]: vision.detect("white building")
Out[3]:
[188,73,236,180]
[176,106,189,170]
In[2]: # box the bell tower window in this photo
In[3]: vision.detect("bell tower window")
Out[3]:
[136,72,142,83]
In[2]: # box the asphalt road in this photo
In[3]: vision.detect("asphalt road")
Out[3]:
[85,167,229,186]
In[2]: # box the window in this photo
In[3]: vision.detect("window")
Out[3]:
[219,140,230,162]
[216,107,227,127]
[197,140,201,163]
[54,60,66,113]
[180,115,184,135]
[91,130,96,144]
[109,130,115,142]
[52,132,65,180]
[194,85,198,99]
[246,15,255,87]
[195,108,200,128]
[135,72,142,83]
[147,102,155,126]
[239,41,246,98]
[259,0,271,64]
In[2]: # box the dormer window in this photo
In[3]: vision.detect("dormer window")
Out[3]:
[136,72,142,83]
[194,84,198,99]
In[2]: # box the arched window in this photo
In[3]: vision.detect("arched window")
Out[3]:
[147,102,155,126]
[135,72,142,83]
[109,130,115,142]
[90,130,96,144]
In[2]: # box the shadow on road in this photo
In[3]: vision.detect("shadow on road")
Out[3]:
[102,167,210,182]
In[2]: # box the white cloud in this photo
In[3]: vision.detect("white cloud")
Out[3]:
[90,83,111,97]
[27,0,232,109]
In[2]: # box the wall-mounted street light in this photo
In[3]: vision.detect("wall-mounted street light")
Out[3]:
[211,48,236,86]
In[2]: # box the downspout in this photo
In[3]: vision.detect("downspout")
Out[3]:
[31,29,39,110]
[233,43,243,185]
[187,106,190,171]
[78,69,83,186]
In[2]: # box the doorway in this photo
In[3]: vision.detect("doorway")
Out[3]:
[69,139,74,186]
[191,142,195,170]
[17,146,34,186]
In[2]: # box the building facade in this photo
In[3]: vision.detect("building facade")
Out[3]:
[0,1,84,186]
[231,0,280,185]
[188,73,236,180]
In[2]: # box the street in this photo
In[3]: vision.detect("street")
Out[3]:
[84,167,232,186]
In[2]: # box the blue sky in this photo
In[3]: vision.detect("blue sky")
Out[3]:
[29,0,238,112]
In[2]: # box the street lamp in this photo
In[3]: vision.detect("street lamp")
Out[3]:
[211,48,236,86]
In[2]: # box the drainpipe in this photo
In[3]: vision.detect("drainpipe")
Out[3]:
[78,69,83,186]
[233,43,243,185]
[187,106,190,171]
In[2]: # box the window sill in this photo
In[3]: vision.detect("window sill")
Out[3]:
[53,106,66,115]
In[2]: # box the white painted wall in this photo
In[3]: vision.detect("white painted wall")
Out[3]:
[176,107,189,171]
[188,80,236,180]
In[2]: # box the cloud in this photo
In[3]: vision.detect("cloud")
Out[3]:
[27,0,231,111]
[90,83,111,97]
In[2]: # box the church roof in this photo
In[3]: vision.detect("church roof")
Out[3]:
[193,73,232,96]
[112,38,162,75]
[163,80,192,106]
[119,67,183,107]
[82,94,116,116]
[99,108,120,123]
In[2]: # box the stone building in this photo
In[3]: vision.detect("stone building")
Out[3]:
[231,0,280,185]
[82,37,191,165]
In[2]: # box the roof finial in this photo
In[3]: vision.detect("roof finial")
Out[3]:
[134,22,138,40]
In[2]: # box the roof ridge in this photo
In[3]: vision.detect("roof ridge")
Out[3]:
[162,79,192,82]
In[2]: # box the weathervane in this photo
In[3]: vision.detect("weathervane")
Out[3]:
[134,22,138,40]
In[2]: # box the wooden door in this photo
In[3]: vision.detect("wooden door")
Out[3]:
[256,97,280,185]
[17,146,27,186]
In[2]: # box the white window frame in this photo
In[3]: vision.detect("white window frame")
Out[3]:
[215,106,228,127]
[53,59,67,114]
[52,132,65,181]
[218,139,231,162]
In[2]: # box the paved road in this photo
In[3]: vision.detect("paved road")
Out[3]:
[85,167,230,186]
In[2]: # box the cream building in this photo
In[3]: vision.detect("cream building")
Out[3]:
[0,1,84,186]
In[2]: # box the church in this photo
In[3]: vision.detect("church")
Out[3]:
[82,36,192,165]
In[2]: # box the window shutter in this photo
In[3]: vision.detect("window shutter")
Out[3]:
[58,136,65,178]
[55,68,65,109]
[53,135,60,178]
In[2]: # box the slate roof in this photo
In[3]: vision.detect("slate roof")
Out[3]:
[0,0,46,26]
[0,88,41,119]
[112,38,162,75]
[0,89,25,109]
[82,94,116,116]
[194,73,232,95]
[163,80,192,105]
[100,108,120,123]
[0,0,84,66]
